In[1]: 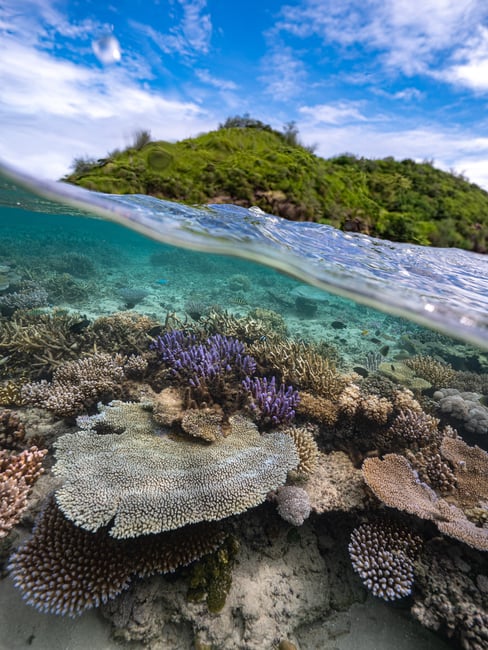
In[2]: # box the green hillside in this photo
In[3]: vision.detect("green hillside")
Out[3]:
[65,122,488,252]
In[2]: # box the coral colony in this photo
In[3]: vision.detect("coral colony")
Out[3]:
[1,301,488,650]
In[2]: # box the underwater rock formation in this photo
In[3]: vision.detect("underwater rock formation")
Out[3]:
[53,403,299,537]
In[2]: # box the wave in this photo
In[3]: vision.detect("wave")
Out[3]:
[1,162,488,350]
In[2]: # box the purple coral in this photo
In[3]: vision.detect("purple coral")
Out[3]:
[242,375,299,426]
[151,330,256,388]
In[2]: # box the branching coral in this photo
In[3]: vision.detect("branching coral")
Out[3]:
[53,403,299,537]
[0,446,47,538]
[91,311,161,355]
[348,520,422,601]
[248,339,349,400]
[404,355,455,388]
[296,391,338,426]
[9,496,226,617]
[242,376,299,427]
[384,408,442,450]
[281,426,318,478]
[0,309,95,378]
[362,454,488,551]
[21,353,128,417]
[0,409,26,450]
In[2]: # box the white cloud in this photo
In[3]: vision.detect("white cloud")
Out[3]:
[297,118,488,189]
[439,27,488,91]
[259,45,307,99]
[195,69,238,90]
[130,0,212,58]
[0,36,214,178]
[299,101,368,125]
[275,0,488,80]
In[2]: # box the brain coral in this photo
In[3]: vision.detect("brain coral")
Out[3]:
[53,403,299,538]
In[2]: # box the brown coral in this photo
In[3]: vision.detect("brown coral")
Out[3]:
[181,408,224,442]
[21,353,127,417]
[349,520,422,601]
[0,446,47,538]
[9,496,225,617]
[53,404,299,537]
[0,409,26,450]
[281,426,319,478]
[385,409,441,449]
[296,391,338,426]
[362,454,488,551]
[440,437,488,508]
[404,355,455,388]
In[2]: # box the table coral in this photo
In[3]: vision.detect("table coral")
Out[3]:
[53,403,299,538]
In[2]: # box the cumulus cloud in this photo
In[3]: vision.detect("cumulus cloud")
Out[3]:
[259,45,307,99]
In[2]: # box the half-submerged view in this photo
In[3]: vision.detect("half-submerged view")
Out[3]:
[0,169,487,650]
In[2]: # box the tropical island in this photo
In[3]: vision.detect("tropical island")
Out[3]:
[64,115,488,253]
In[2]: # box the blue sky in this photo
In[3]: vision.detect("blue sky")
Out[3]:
[2,0,488,187]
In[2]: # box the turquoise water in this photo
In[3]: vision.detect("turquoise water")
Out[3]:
[0,167,487,650]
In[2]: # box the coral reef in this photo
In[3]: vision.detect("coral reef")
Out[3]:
[412,539,488,650]
[21,353,128,417]
[295,391,338,426]
[281,425,319,478]
[348,519,422,601]
[242,375,299,427]
[0,285,49,314]
[304,451,367,514]
[433,388,488,435]
[90,311,161,355]
[404,355,455,388]
[0,409,26,450]
[181,408,223,442]
[53,403,299,537]
[0,446,47,538]
[362,454,488,551]
[274,486,311,526]
[8,496,226,617]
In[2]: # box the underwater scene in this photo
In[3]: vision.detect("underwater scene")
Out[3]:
[0,169,487,650]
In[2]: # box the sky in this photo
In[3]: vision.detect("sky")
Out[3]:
[2,0,488,187]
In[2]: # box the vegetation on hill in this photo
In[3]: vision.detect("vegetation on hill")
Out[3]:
[64,117,488,252]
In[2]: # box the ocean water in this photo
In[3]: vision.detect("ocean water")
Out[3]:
[0,165,487,650]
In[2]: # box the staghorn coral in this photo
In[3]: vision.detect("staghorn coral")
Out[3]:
[0,409,26,450]
[21,353,127,417]
[91,311,161,355]
[404,354,455,388]
[362,454,488,551]
[200,309,280,345]
[0,309,95,378]
[433,388,488,435]
[274,486,311,526]
[384,408,442,450]
[281,426,318,478]
[53,403,299,538]
[242,375,299,427]
[348,520,422,601]
[0,446,47,538]
[181,408,223,442]
[152,330,256,404]
[9,495,225,617]
[248,339,349,400]
[296,391,338,426]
